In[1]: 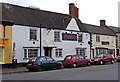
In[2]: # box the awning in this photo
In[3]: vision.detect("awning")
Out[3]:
[43,45,57,48]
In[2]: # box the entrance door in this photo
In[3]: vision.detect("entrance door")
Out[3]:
[0,47,2,62]
[44,47,52,57]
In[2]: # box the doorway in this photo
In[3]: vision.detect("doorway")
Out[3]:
[44,47,52,57]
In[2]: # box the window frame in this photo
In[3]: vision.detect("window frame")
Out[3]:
[29,28,38,41]
[55,48,62,57]
[76,48,86,56]
[23,48,39,59]
[96,35,100,42]
[54,31,61,42]
[78,33,83,43]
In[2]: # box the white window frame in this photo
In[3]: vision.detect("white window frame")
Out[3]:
[23,48,39,59]
[76,48,86,56]
[96,35,100,42]
[54,31,60,42]
[29,28,38,41]
[55,48,62,57]
[78,33,83,43]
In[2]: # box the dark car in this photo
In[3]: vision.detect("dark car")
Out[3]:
[63,55,91,68]
[91,54,114,65]
[26,56,63,71]
[116,55,120,62]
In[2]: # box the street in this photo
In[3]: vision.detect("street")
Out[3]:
[2,63,119,80]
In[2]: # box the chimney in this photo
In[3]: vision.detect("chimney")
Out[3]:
[100,20,106,27]
[69,3,79,18]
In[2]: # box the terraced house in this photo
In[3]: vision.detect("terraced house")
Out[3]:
[108,26,120,56]
[0,3,90,64]
[84,20,117,58]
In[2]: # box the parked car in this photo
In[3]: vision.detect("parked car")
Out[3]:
[26,56,63,71]
[91,54,114,65]
[62,55,91,68]
[116,55,120,62]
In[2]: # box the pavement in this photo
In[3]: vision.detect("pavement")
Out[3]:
[0,66,27,74]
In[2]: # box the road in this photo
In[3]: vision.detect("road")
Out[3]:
[2,63,119,80]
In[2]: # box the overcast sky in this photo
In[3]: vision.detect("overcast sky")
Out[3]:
[0,0,120,27]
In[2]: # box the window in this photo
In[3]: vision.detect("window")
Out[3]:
[96,35,100,42]
[109,49,114,54]
[30,28,37,40]
[74,55,79,60]
[79,55,84,59]
[54,31,60,42]
[46,56,53,61]
[24,48,38,59]
[55,48,62,57]
[24,49,27,58]
[78,34,82,42]
[76,48,86,56]
[0,47,2,62]
[39,57,46,62]
[64,55,72,60]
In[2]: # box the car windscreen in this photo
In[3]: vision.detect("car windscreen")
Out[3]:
[64,55,72,60]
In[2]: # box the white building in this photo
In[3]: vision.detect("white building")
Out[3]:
[1,3,90,64]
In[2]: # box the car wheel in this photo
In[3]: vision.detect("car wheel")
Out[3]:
[100,60,104,65]
[87,62,91,66]
[111,59,114,64]
[73,63,77,68]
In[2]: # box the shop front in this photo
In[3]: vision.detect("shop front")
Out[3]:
[0,38,9,64]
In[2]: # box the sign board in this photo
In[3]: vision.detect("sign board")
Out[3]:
[0,39,9,46]
[62,33,77,41]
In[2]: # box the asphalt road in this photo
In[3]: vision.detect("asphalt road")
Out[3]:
[2,63,119,80]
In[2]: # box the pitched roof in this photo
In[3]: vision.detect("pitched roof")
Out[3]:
[1,3,71,30]
[108,26,120,33]
[1,3,87,32]
[83,23,116,36]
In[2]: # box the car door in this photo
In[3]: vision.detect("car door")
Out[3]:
[78,55,85,65]
[39,57,48,69]
[74,55,80,65]
[46,56,56,69]
[103,54,109,62]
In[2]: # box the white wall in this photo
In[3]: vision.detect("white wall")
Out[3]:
[12,18,90,63]
[12,25,40,63]
[41,18,90,60]
[41,29,90,60]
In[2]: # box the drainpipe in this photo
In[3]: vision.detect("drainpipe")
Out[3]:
[90,33,92,59]
[40,25,42,56]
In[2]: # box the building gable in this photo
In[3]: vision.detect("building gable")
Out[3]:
[66,18,80,31]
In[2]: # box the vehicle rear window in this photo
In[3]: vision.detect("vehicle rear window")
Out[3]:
[64,55,72,60]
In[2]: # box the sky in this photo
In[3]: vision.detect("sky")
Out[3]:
[0,0,120,27]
